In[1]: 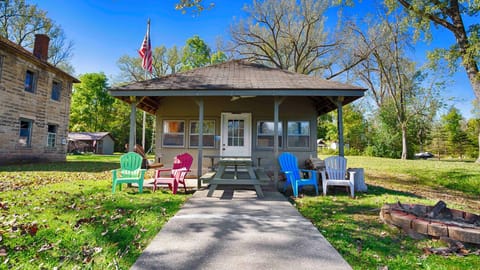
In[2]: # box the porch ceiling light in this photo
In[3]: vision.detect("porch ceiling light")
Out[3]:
[230,96,256,101]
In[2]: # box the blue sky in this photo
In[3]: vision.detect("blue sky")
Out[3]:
[38,0,475,118]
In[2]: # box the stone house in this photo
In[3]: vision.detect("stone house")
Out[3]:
[0,34,80,164]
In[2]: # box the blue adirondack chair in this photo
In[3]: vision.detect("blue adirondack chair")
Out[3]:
[278,152,319,197]
[112,152,147,193]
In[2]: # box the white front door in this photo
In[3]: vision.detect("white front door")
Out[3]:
[220,113,251,157]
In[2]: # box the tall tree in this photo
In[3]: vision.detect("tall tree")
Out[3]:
[386,0,479,100]
[230,0,367,76]
[181,35,212,70]
[430,121,448,159]
[70,73,115,132]
[442,106,470,158]
[385,0,480,161]
[116,45,182,82]
[354,11,443,159]
[175,0,214,14]
[0,0,74,68]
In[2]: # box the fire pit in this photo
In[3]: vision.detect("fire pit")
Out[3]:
[380,201,480,244]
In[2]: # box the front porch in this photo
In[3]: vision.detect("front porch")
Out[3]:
[109,60,366,191]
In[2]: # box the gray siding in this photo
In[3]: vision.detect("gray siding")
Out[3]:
[154,96,318,176]
[101,136,114,155]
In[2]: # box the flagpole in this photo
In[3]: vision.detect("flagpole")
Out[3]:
[141,19,150,150]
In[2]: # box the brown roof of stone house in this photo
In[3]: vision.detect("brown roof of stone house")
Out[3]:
[0,35,80,83]
[109,59,367,115]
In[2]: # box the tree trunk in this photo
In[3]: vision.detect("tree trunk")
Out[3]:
[477,131,480,163]
[401,123,408,160]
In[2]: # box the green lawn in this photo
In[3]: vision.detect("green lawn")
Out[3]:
[1,155,479,269]
[0,154,190,269]
[295,156,480,270]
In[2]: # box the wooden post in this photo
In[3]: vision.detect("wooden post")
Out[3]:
[195,98,204,189]
[273,97,285,190]
[129,96,137,152]
[336,97,344,157]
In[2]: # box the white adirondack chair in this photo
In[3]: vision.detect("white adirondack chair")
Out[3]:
[320,156,355,198]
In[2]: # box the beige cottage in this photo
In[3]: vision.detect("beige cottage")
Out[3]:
[109,60,366,188]
[0,35,79,164]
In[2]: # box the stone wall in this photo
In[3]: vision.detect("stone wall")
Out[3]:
[0,40,74,165]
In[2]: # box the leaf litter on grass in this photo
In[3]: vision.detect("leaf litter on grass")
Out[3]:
[0,160,188,269]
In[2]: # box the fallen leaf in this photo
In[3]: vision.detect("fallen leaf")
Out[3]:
[0,203,8,210]
[38,243,54,252]
[74,217,96,228]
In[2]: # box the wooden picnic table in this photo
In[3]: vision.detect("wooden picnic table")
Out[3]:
[206,157,264,198]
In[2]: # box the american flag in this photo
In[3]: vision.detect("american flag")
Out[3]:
[138,19,152,74]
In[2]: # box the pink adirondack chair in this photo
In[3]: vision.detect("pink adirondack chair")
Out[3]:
[153,153,193,194]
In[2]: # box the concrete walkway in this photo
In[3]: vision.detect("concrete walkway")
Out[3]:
[131,187,352,270]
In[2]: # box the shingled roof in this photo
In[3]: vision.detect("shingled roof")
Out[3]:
[0,35,79,83]
[109,59,366,114]
[68,132,113,141]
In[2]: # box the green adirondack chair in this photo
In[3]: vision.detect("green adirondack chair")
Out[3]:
[112,152,147,193]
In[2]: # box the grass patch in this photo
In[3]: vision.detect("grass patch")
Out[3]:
[0,154,189,269]
[2,154,479,269]
[294,156,480,270]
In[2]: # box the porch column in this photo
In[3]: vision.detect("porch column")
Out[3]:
[195,98,204,189]
[128,96,137,152]
[274,97,285,190]
[336,97,344,157]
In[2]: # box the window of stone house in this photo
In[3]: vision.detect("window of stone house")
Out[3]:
[287,121,310,148]
[189,120,215,148]
[257,121,282,148]
[51,81,62,101]
[162,120,185,147]
[19,119,33,147]
[24,70,36,93]
[47,125,57,148]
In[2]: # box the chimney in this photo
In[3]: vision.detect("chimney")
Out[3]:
[33,34,50,61]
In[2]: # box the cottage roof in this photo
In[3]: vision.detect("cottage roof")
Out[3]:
[0,35,80,83]
[68,132,113,141]
[109,59,366,115]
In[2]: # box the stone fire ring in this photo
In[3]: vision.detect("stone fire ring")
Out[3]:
[380,203,480,244]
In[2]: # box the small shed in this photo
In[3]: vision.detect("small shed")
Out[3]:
[68,132,115,155]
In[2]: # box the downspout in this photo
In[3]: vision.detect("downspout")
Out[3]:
[129,96,137,152]
[195,98,204,189]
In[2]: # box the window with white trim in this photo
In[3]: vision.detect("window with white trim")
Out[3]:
[51,81,61,101]
[287,121,310,148]
[47,124,57,148]
[25,70,36,93]
[162,120,185,147]
[257,121,282,148]
[19,119,33,147]
[190,120,215,148]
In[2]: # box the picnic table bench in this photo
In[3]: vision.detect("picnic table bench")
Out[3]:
[206,157,264,198]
